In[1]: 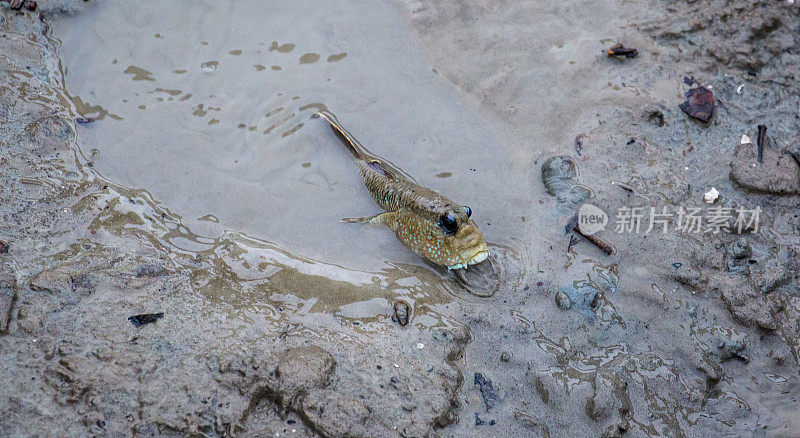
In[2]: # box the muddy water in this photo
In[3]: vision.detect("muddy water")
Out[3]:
[48,0,700,432]
[51,0,640,304]
[49,0,639,423]
[53,0,535,276]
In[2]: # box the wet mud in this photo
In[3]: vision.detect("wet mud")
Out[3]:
[1,0,800,436]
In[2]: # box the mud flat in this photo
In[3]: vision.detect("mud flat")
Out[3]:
[1,0,799,436]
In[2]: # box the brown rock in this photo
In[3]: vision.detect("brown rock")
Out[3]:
[679,86,714,123]
[730,142,800,195]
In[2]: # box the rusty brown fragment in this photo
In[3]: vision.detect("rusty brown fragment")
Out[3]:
[679,86,714,123]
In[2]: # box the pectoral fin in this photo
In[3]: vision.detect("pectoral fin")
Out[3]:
[367,159,396,180]
[342,211,395,226]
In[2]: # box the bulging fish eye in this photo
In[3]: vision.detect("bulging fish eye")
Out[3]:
[464,206,472,218]
[439,212,458,236]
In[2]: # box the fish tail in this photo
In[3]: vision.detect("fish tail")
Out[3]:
[317,111,363,159]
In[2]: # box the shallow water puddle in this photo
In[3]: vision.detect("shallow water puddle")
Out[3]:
[52,0,529,279]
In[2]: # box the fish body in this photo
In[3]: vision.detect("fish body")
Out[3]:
[319,111,489,270]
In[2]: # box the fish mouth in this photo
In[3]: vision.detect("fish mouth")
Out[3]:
[446,250,489,271]
[467,250,489,266]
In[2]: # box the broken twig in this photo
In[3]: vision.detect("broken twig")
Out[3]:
[573,225,614,255]
[614,182,634,192]
[566,212,615,255]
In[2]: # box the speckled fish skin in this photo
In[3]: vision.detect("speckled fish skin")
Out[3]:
[319,111,489,270]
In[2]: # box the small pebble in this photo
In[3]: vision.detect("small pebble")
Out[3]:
[555,290,572,309]
[201,61,218,73]
[500,352,510,362]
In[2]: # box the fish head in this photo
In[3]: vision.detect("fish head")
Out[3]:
[444,221,490,270]
[432,206,489,270]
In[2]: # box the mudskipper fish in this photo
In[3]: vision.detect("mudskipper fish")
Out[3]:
[318,111,489,271]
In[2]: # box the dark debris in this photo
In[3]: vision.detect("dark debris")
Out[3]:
[607,43,638,59]
[128,312,164,328]
[9,0,35,11]
[574,134,585,156]
[647,109,665,127]
[474,413,496,426]
[392,300,410,326]
[474,372,499,411]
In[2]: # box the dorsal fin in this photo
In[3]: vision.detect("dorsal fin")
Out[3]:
[317,111,362,159]
[317,110,417,183]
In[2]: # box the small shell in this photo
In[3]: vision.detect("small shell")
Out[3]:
[704,187,720,204]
